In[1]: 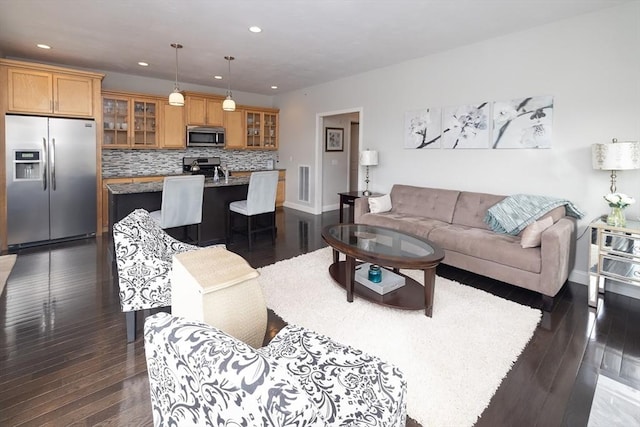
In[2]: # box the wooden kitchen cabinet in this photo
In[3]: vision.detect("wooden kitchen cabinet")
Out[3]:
[4,60,99,117]
[224,109,245,149]
[160,101,186,149]
[245,109,279,150]
[185,95,224,126]
[276,171,286,206]
[102,91,159,149]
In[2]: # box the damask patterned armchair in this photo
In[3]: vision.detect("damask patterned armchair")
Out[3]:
[113,209,198,342]
[144,313,407,426]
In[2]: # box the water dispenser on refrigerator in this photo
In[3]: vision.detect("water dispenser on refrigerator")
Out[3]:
[13,150,41,181]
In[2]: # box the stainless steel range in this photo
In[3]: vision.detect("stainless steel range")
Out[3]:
[182,156,226,180]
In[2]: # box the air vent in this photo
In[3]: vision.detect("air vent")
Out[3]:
[298,165,310,202]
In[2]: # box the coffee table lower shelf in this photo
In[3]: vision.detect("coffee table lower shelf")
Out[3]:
[328,261,426,310]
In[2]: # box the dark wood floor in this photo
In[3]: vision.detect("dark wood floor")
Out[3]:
[1,207,639,426]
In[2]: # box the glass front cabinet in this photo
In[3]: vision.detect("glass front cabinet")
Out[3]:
[102,93,158,148]
[245,109,278,150]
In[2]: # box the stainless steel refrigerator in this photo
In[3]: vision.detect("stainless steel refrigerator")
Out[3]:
[5,115,97,248]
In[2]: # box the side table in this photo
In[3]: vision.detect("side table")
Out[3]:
[588,218,640,307]
[337,191,383,223]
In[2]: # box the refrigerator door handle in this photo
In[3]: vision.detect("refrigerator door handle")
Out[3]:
[42,137,48,190]
[51,138,56,191]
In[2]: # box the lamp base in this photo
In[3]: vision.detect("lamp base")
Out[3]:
[363,190,372,196]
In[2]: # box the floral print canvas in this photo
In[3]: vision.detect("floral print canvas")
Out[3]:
[441,102,490,149]
[404,108,441,149]
[492,96,553,149]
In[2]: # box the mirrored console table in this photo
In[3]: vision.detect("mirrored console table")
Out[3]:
[589,218,640,307]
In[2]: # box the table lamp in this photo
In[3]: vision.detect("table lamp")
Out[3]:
[360,149,379,196]
[592,138,640,193]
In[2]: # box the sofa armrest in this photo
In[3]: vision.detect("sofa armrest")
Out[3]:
[539,217,576,297]
[353,197,370,223]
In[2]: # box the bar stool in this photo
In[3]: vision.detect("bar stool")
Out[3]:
[150,175,205,245]
[227,171,279,251]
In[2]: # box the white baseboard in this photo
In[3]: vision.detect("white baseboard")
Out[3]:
[322,203,339,212]
[283,201,318,215]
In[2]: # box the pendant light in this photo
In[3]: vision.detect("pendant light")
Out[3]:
[222,55,236,112]
[168,43,184,106]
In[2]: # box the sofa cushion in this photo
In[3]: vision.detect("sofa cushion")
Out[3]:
[452,191,506,230]
[429,224,541,273]
[390,185,460,223]
[360,212,449,239]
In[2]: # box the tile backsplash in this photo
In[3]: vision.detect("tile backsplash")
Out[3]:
[102,148,278,177]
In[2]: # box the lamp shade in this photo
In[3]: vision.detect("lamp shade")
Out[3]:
[592,141,640,170]
[222,96,236,112]
[168,90,184,107]
[360,150,379,166]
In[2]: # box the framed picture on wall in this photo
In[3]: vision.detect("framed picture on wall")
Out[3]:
[325,127,344,151]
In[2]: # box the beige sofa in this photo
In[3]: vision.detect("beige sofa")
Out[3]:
[354,184,577,309]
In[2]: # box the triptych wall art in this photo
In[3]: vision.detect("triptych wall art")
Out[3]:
[403,95,554,149]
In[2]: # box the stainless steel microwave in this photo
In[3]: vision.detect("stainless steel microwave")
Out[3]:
[186,126,225,147]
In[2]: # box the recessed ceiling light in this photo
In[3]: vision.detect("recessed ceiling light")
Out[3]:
[36,44,51,50]
[249,26,262,33]
[271,85,278,90]
[138,61,149,67]
[214,75,223,80]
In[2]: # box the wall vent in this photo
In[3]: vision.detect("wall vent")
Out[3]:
[298,165,310,202]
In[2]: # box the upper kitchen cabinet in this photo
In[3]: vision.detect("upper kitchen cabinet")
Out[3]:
[160,101,186,149]
[185,94,224,126]
[224,109,245,150]
[102,91,158,149]
[2,58,103,117]
[245,109,279,150]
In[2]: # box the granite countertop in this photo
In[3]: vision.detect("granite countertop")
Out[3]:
[107,176,250,195]
[102,169,285,179]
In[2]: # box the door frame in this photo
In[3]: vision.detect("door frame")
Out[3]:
[314,107,363,215]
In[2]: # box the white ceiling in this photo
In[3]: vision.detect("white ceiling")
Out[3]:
[0,0,632,95]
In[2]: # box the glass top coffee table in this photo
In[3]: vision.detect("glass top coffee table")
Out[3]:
[321,224,445,317]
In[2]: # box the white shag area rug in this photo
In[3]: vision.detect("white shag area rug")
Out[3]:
[258,247,541,427]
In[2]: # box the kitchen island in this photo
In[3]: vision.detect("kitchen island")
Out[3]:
[107,177,249,245]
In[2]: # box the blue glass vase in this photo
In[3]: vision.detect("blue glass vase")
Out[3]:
[368,264,382,283]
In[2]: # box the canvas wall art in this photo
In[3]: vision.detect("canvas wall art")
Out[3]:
[441,102,490,149]
[404,108,442,149]
[492,96,554,149]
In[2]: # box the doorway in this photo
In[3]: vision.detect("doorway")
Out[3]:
[317,110,361,213]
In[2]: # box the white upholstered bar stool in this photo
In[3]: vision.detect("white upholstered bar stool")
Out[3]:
[170,245,267,348]
[227,170,279,251]
[150,175,205,245]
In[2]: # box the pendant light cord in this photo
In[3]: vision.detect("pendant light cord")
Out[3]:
[174,46,179,90]
[225,56,234,97]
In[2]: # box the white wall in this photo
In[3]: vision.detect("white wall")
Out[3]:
[275,3,640,286]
